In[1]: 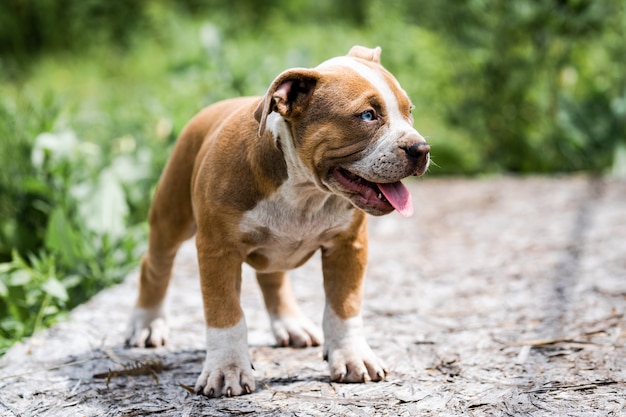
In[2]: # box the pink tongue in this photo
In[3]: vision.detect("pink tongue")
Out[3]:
[378,181,414,217]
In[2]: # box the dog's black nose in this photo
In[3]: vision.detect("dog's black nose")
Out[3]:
[403,142,430,160]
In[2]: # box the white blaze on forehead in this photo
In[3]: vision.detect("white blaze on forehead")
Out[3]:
[317,56,409,127]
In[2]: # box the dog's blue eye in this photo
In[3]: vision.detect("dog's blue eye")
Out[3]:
[360,110,376,121]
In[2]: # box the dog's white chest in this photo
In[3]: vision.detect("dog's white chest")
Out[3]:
[239,187,354,272]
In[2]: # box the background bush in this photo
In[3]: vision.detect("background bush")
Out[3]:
[0,0,624,353]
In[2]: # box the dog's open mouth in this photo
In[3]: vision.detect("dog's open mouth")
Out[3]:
[332,167,414,217]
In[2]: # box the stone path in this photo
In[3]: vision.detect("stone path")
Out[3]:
[0,177,625,416]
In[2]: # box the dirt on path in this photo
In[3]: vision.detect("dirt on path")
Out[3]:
[1,176,625,417]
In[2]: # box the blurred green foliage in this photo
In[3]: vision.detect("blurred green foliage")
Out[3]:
[0,0,624,352]
[405,0,626,172]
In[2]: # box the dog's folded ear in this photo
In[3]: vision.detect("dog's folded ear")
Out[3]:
[255,69,319,137]
[347,45,382,63]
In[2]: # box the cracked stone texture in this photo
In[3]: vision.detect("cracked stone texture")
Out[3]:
[0,176,625,416]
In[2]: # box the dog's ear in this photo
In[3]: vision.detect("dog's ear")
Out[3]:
[347,45,382,64]
[254,69,319,137]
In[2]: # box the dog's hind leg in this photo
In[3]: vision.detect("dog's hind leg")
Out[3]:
[126,132,199,348]
[257,271,322,347]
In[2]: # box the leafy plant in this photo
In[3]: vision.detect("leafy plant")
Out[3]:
[0,251,72,353]
[0,127,148,354]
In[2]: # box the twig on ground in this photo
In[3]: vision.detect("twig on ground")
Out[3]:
[524,380,618,394]
[179,382,196,393]
[93,359,167,388]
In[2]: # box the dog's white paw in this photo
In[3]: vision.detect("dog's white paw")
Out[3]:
[195,361,256,398]
[194,320,256,397]
[324,339,387,382]
[270,315,323,347]
[125,305,168,347]
[322,307,387,383]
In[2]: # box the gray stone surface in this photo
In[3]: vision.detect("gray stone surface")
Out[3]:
[1,176,625,416]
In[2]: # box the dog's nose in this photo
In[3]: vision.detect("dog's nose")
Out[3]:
[403,142,430,160]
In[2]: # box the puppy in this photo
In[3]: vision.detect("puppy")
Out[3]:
[126,45,430,397]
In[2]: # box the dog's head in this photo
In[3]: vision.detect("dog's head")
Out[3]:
[254,45,430,217]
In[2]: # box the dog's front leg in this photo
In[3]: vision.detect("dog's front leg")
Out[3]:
[193,235,255,397]
[321,213,387,383]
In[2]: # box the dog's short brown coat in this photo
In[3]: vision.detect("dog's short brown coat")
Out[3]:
[127,45,430,397]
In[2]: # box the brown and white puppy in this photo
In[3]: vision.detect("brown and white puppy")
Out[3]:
[126,45,430,398]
